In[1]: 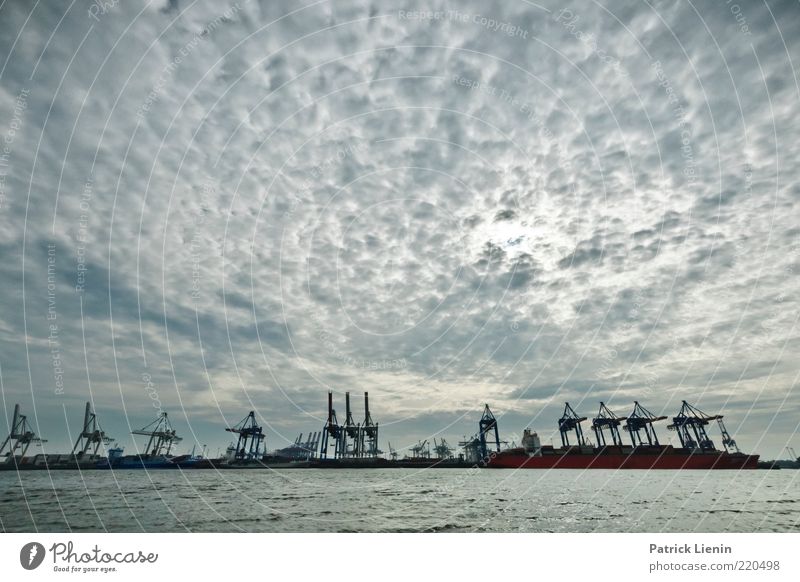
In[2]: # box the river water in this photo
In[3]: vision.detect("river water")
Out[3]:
[0,469,797,532]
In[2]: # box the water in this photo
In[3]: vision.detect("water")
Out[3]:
[1,469,797,532]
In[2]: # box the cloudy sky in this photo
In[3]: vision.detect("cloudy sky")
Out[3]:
[0,0,798,458]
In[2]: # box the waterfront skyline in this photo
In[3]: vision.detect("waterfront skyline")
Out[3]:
[0,0,798,459]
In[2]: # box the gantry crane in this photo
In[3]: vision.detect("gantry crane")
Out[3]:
[479,404,501,459]
[623,401,667,446]
[410,439,430,459]
[320,391,345,459]
[387,442,398,461]
[459,434,483,464]
[668,400,739,452]
[71,402,111,457]
[131,412,182,456]
[359,392,379,458]
[1,404,45,462]
[275,432,320,460]
[433,438,454,459]
[558,402,587,447]
[342,392,361,458]
[225,411,265,461]
[302,432,321,458]
[592,402,627,447]
[716,415,740,453]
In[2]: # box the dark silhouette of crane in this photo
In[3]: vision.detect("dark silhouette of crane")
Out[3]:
[592,402,626,447]
[320,391,345,459]
[360,392,379,458]
[131,412,181,456]
[1,404,45,462]
[71,402,111,457]
[343,392,360,458]
[479,404,501,459]
[623,401,667,446]
[225,411,265,461]
[558,403,587,447]
[433,438,454,459]
[668,401,739,453]
[410,439,430,459]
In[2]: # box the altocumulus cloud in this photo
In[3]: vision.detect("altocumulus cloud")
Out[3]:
[0,0,798,457]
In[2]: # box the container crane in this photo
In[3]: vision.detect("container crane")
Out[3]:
[410,440,430,459]
[716,417,740,454]
[342,392,361,458]
[433,438,454,459]
[668,401,738,453]
[131,412,182,456]
[479,404,501,459]
[592,402,627,447]
[360,392,379,458]
[225,411,265,461]
[558,402,587,447]
[275,432,320,460]
[71,402,112,457]
[320,391,345,459]
[1,404,45,462]
[303,432,321,458]
[458,435,482,464]
[623,401,667,446]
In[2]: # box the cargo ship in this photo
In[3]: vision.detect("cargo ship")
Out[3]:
[488,440,759,470]
[480,401,759,470]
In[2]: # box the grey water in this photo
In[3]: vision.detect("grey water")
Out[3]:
[1,469,798,533]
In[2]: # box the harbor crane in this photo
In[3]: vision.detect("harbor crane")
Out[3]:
[591,402,627,447]
[1,404,46,462]
[410,440,430,459]
[479,404,501,459]
[320,391,345,459]
[558,403,587,447]
[359,392,379,458]
[276,432,320,460]
[668,400,738,452]
[301,432,321,458]
[225,411,265,461]
[623,401,667,446]
[343,392,361,458]
[433,438,454,459]
[71,402,111,456]
[717,418,740,454]
[458,435,482,464]
[387,442,398,461]
[131,412,182,456]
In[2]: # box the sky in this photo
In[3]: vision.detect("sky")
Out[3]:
[0,0,798,459]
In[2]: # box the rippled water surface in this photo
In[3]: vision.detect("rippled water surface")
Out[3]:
[1,469,797,532]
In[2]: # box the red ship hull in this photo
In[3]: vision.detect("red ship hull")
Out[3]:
[487,445,759,470]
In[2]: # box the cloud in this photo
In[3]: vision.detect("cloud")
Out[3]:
[0,0,797,458]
